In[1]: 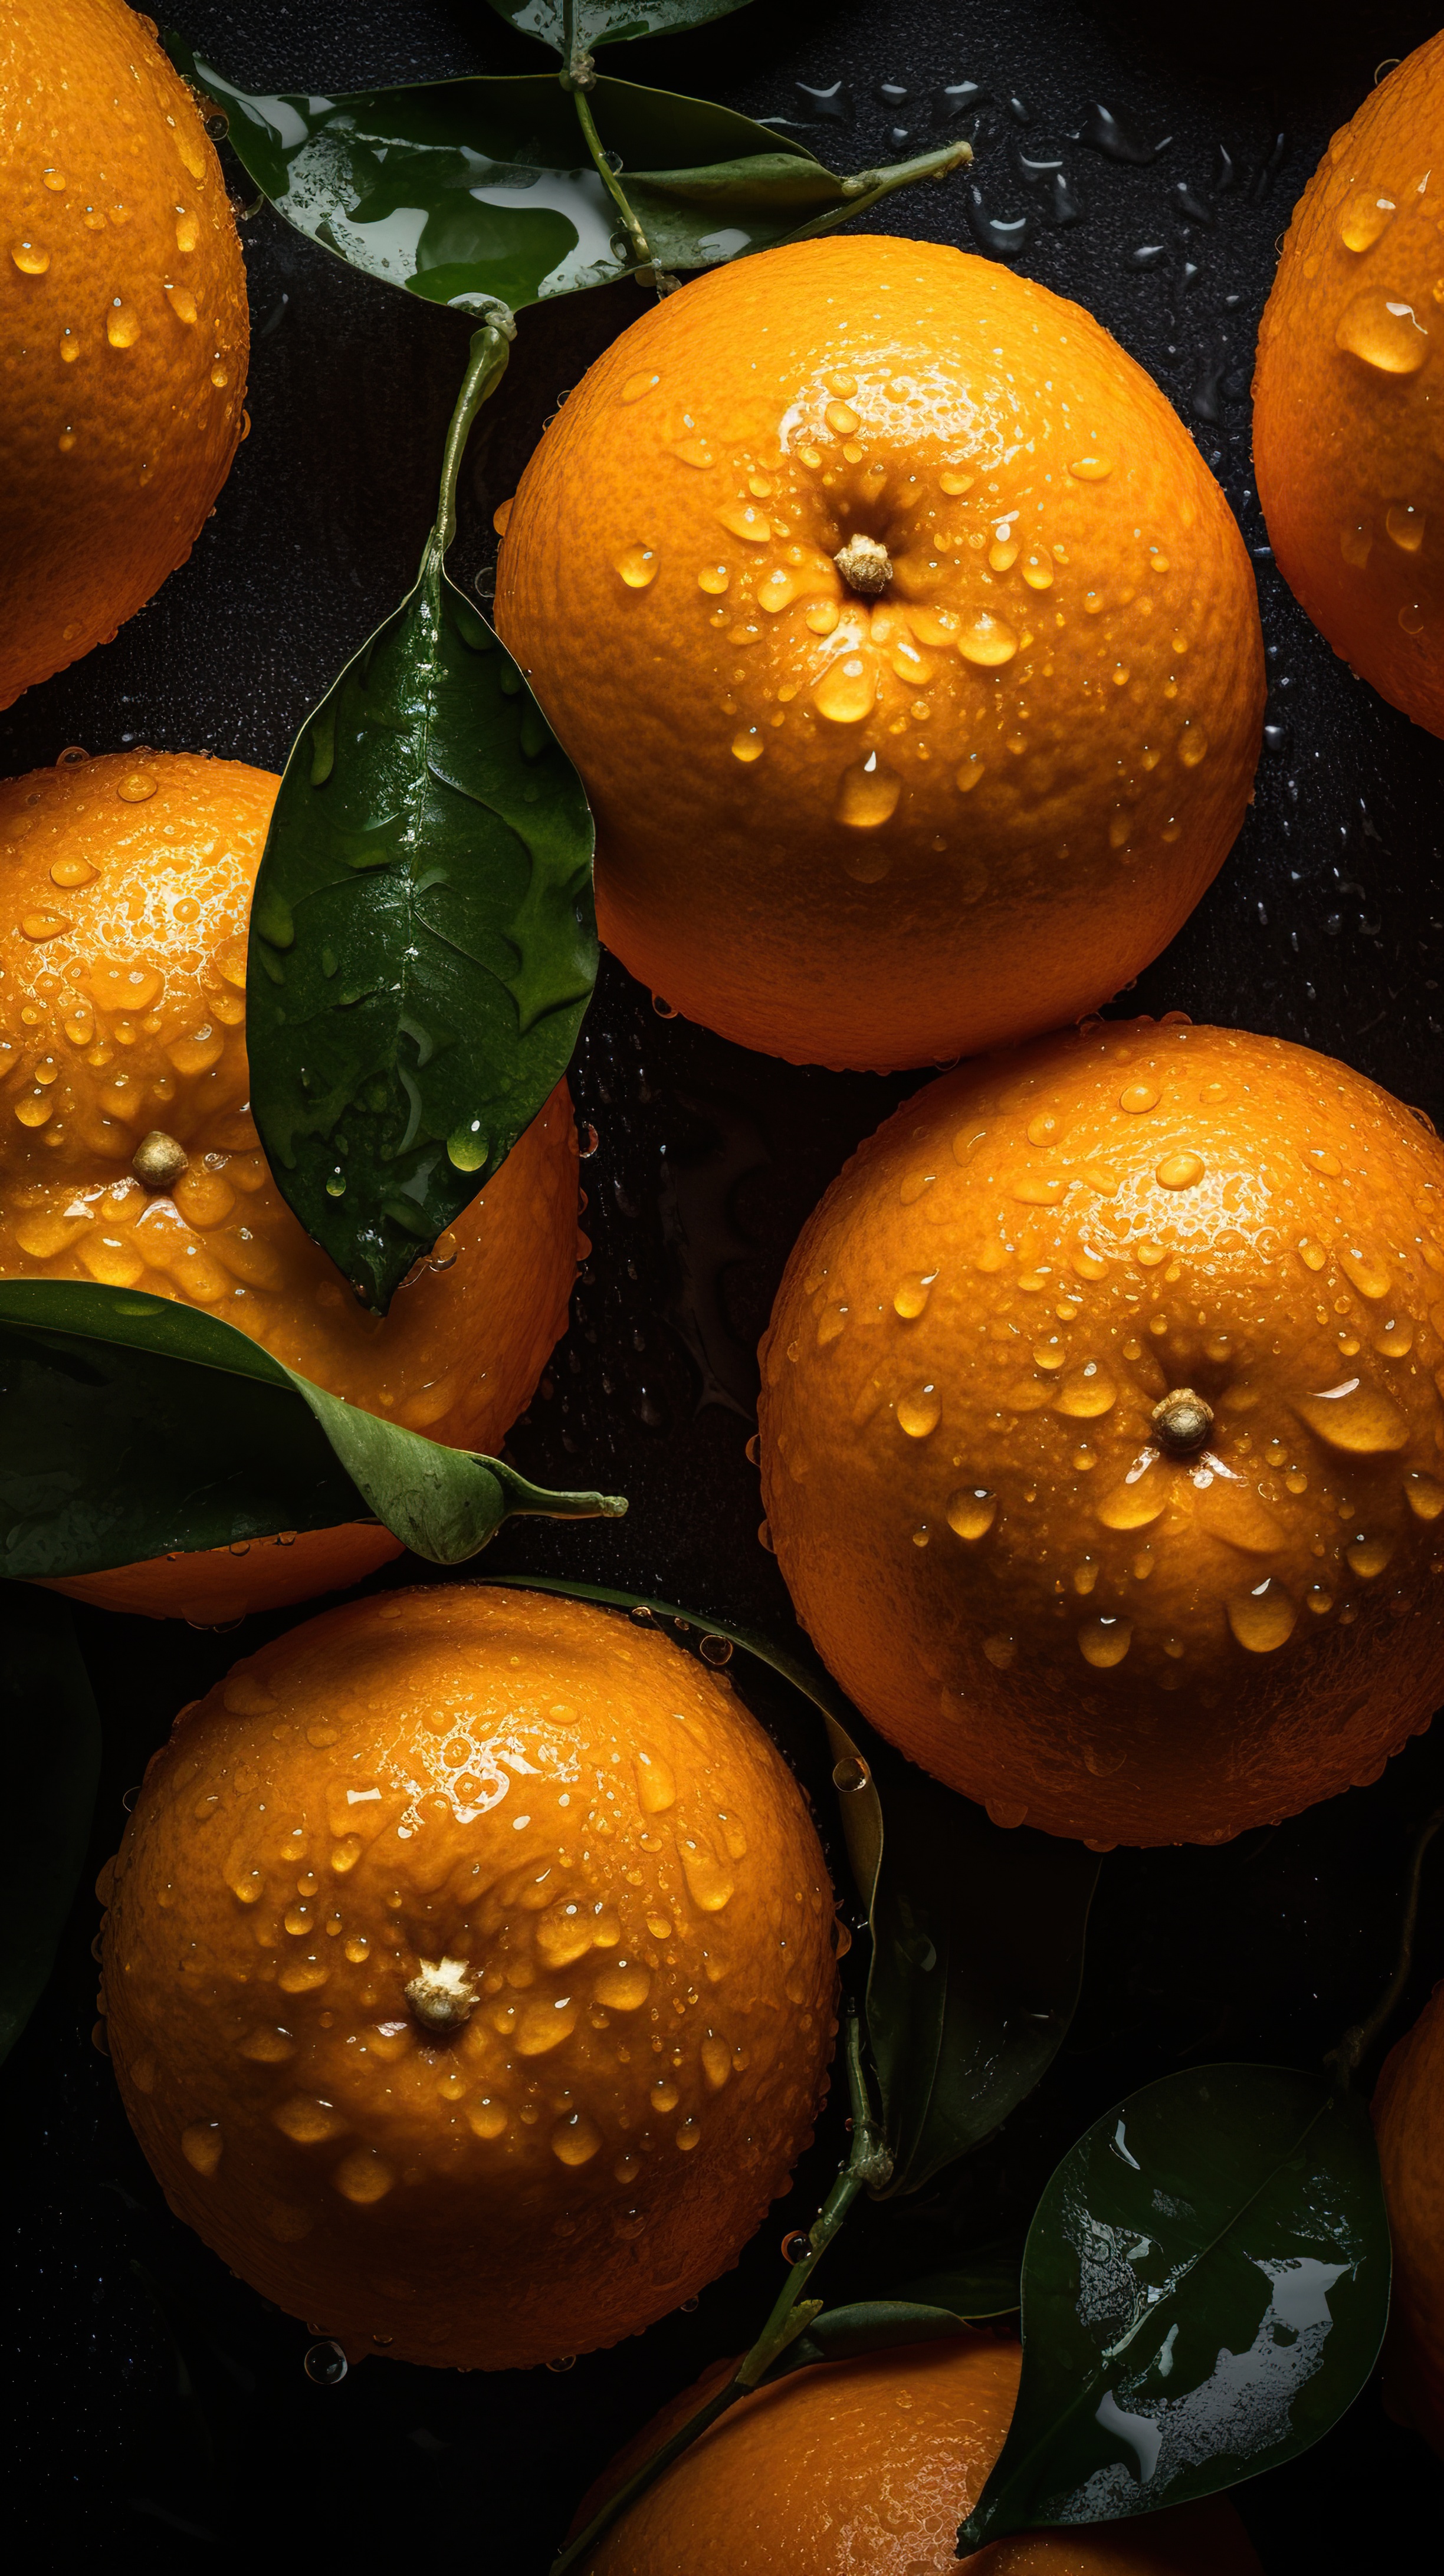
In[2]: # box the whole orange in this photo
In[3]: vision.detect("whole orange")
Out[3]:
[0,0,248,707]
[572,2335,1263,2573]
[495,234,1263,1073]
[1254,35,1444,732]
[758,1017,1444,1846]
[99,1585,838,2370]
[0,750,582,1618]
[1372,1978,1444,2453]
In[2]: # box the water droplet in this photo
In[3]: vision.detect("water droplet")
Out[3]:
[947,1487,997,1540]
[180,2120,223,2176]
[209,363,229,389]
[106,300,141,348]
[731,727,763,763]
[552,2110,602,2166]
[1118,1080,1160,1112]
[166,283,198,326]
[1156,1152,1205,1190]
[116,769,157,804]
[1055,1359,1118,1418]
[814,650,877,722]
[1068,456,1113,480]
[897,1382,941,1438]
[832,1754,872,1793]
[983,1633,1016,1669]
[836,750,901,827]
[11,239,50,274]
[1345,1533,1393,1578]
[593,1959,651,2010]
[701,2036,732,2089]
[1405,1472,1444,1521]
[1097,1460,1168,1529]
[680,1839,735,1912]
[1335,291,1428,373]
[615,543,658,589]
[697,561,730,594]
[1078,1615,1132,1668]
[1340,1244,1390,1300]
[20,909,70,941]
[805,599,840,636]
[634,1752,676,1815]
[957,611,1018,666]
[1338,189,1397,252]
[304,2340,348,2386]
[717,502,772,543]
[1179,722,1209,768]
[1227,1578,1298,1653]
[893,1271,934,1318]
[676,2117,701,2151]
[174,208,199,252]
[899,1168,936,1204]
[1386,503,1425,553]
[1374,1315,1414,1358]
[41,169,65,192]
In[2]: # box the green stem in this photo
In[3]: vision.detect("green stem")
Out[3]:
[548,2007,890,2575]
[566,81,652,270]
[1325,1802,1444,2090]
[785,138,973,244]
[432,316,514,560]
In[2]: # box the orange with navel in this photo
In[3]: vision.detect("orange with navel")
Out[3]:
[1372,1978,1444,2454]
[0,0,249,707]
[572,2334,1263,2573]
[0,749,582,1619]
[99,1585,838,2370]
[495,233,1263,1073]
[1254,33,1444,734]
[759,1017,1444,1846]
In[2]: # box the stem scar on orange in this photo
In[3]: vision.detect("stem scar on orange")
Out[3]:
[759,1017,1444,1847]
[0,750,584,1619]
[495,234,1264,1074]
[97,1586,839,2370]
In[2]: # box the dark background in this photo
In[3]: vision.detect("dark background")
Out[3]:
[4,0,1444,2562]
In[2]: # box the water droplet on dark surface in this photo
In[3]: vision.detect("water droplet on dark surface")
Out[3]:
[794,78,851,123]
[934,80,986,124]
[1078,103,1170,164]
[966,187,1029,259]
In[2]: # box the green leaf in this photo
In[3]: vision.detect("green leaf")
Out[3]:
[760,2298,974,2383]
[0,1281,625,1578]
[861,1737,1100,2198]
[247,326,597,1312]
[162,43,969,308]
[957,2066,1391,2556]
[0,1591,100,2066]
[897,2244,1023,2321]
[467,1576,1094,2191]
[485,1,756,53]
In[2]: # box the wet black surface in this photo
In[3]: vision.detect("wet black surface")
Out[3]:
[4,1,1444,2563]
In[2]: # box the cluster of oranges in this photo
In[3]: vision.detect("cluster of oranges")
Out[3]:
[5,2,1444,2561]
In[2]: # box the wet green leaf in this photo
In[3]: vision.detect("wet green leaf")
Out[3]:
[0,1281,625,1578]
[471,1577,1094,2193]
[958,2065,1391,2556]
[760,2298,973,2382]
[163,41,968,308]
[0,1591,100,2066]
[247,327,596,1312]
[487,1,754,49]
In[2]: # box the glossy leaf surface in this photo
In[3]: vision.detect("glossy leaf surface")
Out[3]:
[0,1592,100,2066]
[165,44,967,308]
[486,1,755,52]
[247,347,595,1311]
[959,2065,1390,2555]
[0,1282,624,1576]
[476,1577,1095,2193]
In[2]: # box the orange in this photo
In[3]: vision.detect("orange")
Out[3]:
[0,0,248,707]
[1372,1979,1444,2453]
[0,749,582,1618]
[758,1016,1444,1846]
[98,1585,838,2370]
[571,2334,1263,2572]
[1254,36,1444,733]
[495,234,1263,1074]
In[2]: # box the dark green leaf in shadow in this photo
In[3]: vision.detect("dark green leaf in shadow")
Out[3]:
[760,2299,974,2383]
[248,324,596,1312]
[467,1576,1093,2194]
[0,1590,100,2065]
[862,1740,1100,2199]
[897,2243,1023,2321]
[485,1,757,54]
[957,2065,1391,2557]
[162,44,969,307]
[0,1282,624,1578]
